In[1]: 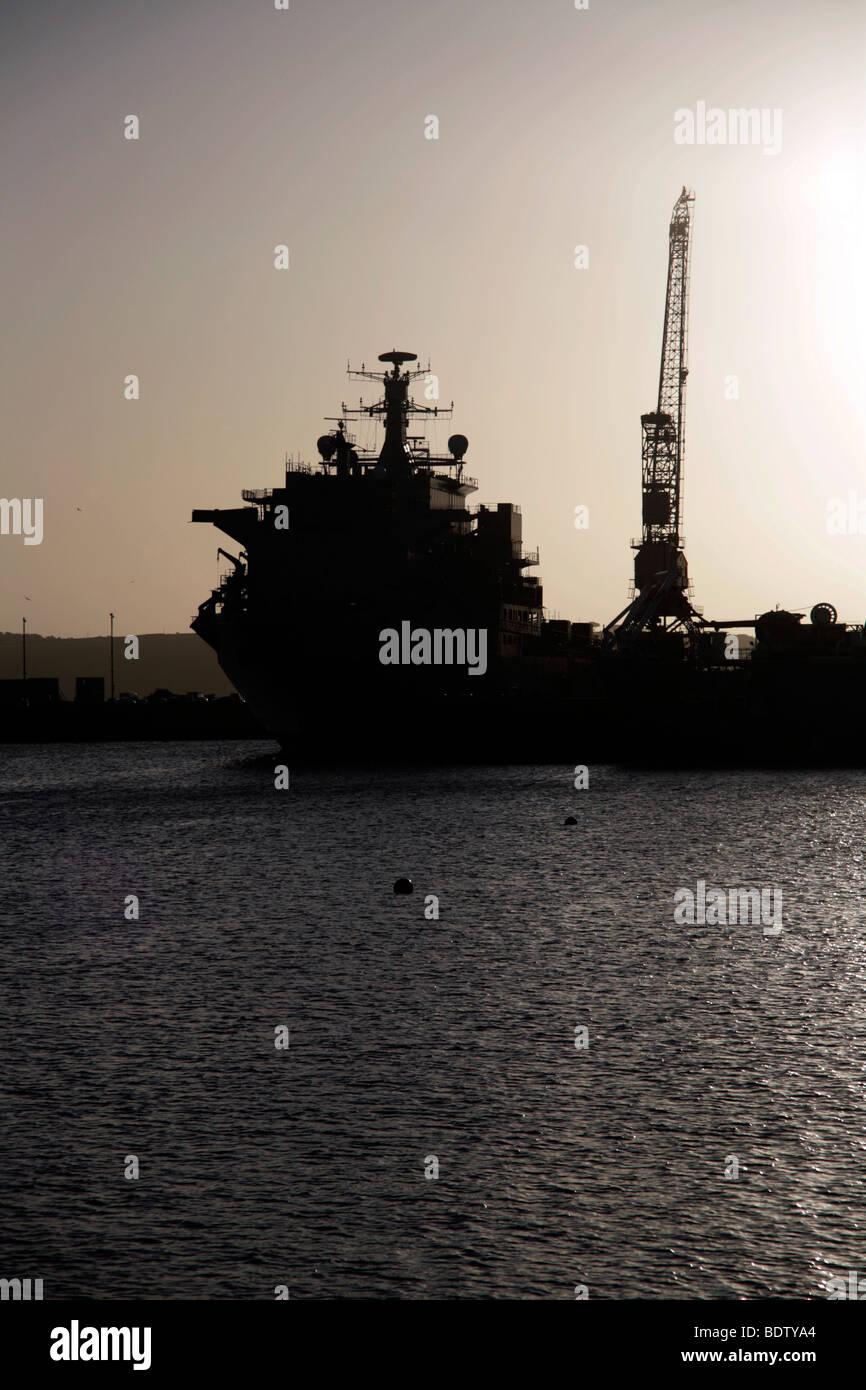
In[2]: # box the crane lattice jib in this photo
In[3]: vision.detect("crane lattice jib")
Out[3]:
[642,189,694,547]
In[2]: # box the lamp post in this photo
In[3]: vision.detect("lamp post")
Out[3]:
[109,612,116,701]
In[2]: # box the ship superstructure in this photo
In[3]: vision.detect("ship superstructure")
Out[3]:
[191,351,599,753]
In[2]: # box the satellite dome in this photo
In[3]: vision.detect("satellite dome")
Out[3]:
[317,435,337,460]
[448,434,469,460]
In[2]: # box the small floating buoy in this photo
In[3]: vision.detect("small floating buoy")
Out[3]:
[393,877,414,894]
[564,816,578,826]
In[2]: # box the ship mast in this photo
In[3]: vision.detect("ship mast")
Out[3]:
[339,350,452,478]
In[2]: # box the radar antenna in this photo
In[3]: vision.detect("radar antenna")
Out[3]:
[338,349,453,477]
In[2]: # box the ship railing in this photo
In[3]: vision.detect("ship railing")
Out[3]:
[242,488,274,502]
[467,502,520,515]
[629,534,688,548]
[421,465,478,486]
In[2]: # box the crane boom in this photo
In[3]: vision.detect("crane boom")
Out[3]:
[646,187,693,549]
[604,188,702,651]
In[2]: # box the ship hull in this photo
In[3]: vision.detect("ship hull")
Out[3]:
[192,609,610,762]
[195,609,866,767]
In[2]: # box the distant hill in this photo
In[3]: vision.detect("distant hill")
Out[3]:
[0,632,234,701]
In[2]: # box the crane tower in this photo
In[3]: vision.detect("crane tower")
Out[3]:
[605,188,703,650]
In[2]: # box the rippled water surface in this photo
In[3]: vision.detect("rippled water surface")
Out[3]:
[1,742,865,1299]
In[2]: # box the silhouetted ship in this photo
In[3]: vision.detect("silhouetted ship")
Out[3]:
[6,210,859,759]
[191,351,603,761]
[189,324,866,766]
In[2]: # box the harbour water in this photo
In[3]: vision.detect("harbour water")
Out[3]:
[0,742,864,1299]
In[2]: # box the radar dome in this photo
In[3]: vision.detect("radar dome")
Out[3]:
[317,435,337,461]
[810,602,837,626]
[448,434,469,460]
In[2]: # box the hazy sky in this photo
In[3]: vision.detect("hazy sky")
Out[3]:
[2,0,864,639]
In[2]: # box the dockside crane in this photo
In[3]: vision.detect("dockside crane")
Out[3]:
[604,188,704,651]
